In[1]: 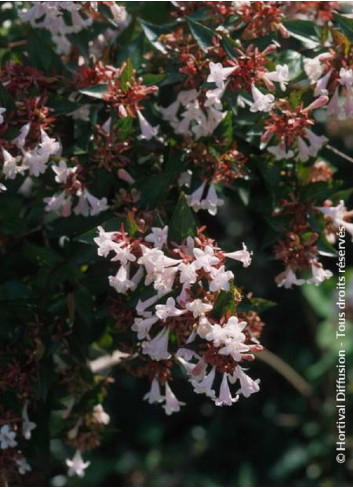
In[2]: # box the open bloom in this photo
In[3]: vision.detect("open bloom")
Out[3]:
[207,62,234,89]
[142,327,171,360]
[307,263,333,285]
[0,424,17,449]
[162,382,185,415]
[225,243,253,267]
[22,402,37,440]
[137,110,159,140]
[215,373,239,406]
[155,297,185,321]
[144,377,164,404]
[250,85,275,112]
[265,64,289,91]
[66,451,91,478]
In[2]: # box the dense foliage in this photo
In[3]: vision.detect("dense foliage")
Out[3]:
[0,1,352,486]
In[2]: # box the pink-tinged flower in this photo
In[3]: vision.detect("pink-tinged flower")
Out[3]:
[74,188,109,217]
[136,293,161,317]
[132,315,159,340]
[336,219,353,242]
[92,404,110,425]
[304,129,328,153]
[2,149,25,180]
[201,183,224,216]
[16,456,31,475]
[207,62,235,89]
[343,89,353,118]
[117,168,135,184]
[22,402,37,440]
[339,67,353,88]
[233,366,260,398]
[306,263,333,286]
[178,262,198,286]
[314,69,332,97]
[13,122,30,148]
[159,100,180,123]
[143,377,164,404]
[205,86,225,109]
[193,245,220,272]
[52,160,77,184]
[225,242,253,267]
[43,191,72,217]
[146,226,168,249]
[304,56,324,83]
[209,266,234,292]
[215,373,239,406]
[109,264,135,294]
[327,88,341,116]
[110,243,136,266]
[296,136,311,162]
[177,89,199,106]
[142,327,171,360]
[186,181,206,212]
[265,64,289,91]
[155,297,185,321]
[94,226,118,257]
[276,268,305,289]
[185,299,213,318]
[192,367,216,399]
[162,382,185,415]
[267,145,294,160]
[66,451,90,478]
[137,110,159,140]
[250,85,275,112]
[0,424,17,449]
[316,200,346,226]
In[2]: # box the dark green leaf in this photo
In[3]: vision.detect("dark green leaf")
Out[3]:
[186,18,214,52]
[168,192,197,243]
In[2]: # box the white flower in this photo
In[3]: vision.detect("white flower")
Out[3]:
[177,89,199,106]
[44,191,72,216]
[304,56,324,83]
[155,297,185,321]
[207,62,234,89]
[192,367,216,399]
[233,366,260,398]
[208,316,248,361]
[16,456,32,475]
[94,226,118,258]
[215,373,239,406]
[267,145,294,160]
[201,183,224,216]
[296,136,311,162]
[0,424,17,449]
[143,377,164,404]
[110,243,136,266]
[74,188,109,216]
[66,451,90,478]
[0,107,6,124]
[22,403,37,440]
[52,159,77,184]
[314,70,332,97]
[178,262,198,286]
[136,293,160,317]
[193,245,219,273]
[205,86,225,109]
[225,242,253,267]
[209,266,234,292]
[92,404,110,425]
[250,85,275,112]
[142,327,171,360]
[2,149,25,180]
[13,122,30,148]
[159,100,180,123]
[205,323,229,347]
[186,181,206,212]
[137,110,159,140]
[185,299,213,318]
[304,129,328,154]
[132,315,159,340]
[316,200,346,226]
[307,263,333,285]
[197,316,213,338]
[276,268,305,289]
[265,64,289,91]
[339,67,353,88]
[145,226,168,249]
[177,169,192,188]
[162,382,185,415]
[109,265,135,294]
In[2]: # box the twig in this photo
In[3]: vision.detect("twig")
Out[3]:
[256,349,314,398]
[326,144,353,165]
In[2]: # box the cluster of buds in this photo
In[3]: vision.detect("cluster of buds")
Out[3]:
[95,223,263,414]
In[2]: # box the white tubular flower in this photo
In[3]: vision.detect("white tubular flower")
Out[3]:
[339,67,353,88]
[267,145,294,160]
[0,424,17,449]
[296,136,311,162]
[185,299,213,318]
[192,367,216,399]
[155,297,185,321]
[215,373,239,406]
[145,226,168,249]
[207,62,234,89]
[137,110,159,140]
[92,404,110,425]
[13,122,30,148]
[314,69,332,97]
[16,456,32,475]
[142,327,171,360]
[0,107,6,124]
[193,245,220,272]
[136,293,160,317]
[109,264,135,294]
[178,262,198,286]
[66,451,90,478]
[177,89,199,106]
[186,181,206,212]
[250,85,275,112]
[110,243,136,266]
[265,64,289,91]
[304,129,328,154]
[316,200,346,226]
[197,316,213,339]
[163,382,185,415]
[43,192,71,217]
[231,365,260,398]
[201,183,224,216]
[22,403,37,440]
[209,266,234,292]
[159,100,180,123]
[52,159,77,184]
[2,149,25,180]
[306,263,333,286]
[276,268,305,289]
[132,315,159,340]
[304,56,324,83]
[143,377,164,404]
[225,242,253,267]
[205,86,225,109]
[94,226,118,258]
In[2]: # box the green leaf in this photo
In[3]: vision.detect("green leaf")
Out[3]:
[120,58,133,91]
[213,281,236,319]
[333,12,353,43]
[284,20,320,48]
[139,19,168,53]
[27,29,64,74]
[0,83,15,112]
[79,84,108,99]
[168,192,197,243]
[186,18,214,52]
